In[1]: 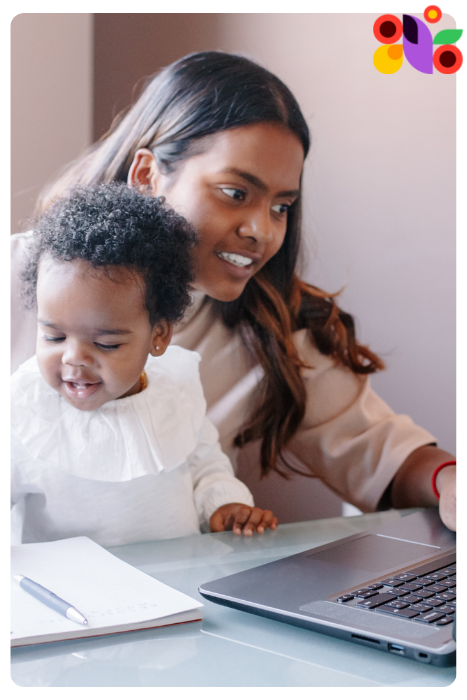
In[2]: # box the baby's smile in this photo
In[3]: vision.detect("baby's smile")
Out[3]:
[62,378,102,402]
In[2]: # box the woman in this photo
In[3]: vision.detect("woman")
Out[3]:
[11,52,456,530]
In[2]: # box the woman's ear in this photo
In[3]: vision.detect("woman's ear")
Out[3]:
[128,149,161,195]
[149,321,173,357]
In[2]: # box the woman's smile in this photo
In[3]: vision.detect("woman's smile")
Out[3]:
[214,249,262,279]
[215,251,257,268]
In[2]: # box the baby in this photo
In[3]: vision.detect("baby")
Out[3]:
[11,183,277,546]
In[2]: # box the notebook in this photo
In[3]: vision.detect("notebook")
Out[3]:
[11,536,203,647]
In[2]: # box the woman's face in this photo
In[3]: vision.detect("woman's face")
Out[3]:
[131,123,304,301]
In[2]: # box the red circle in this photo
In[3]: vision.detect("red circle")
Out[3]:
[424,5,442,23]
[433,45,463,74]
[373,15,403,44]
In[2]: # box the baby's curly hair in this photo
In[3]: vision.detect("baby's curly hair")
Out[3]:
[22,183,197,326]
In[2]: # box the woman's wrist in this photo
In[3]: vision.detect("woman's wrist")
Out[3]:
[434,462,456,499]
[391,445,455,508]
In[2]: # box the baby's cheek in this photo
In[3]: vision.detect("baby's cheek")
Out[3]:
[36,349,61,390]
[102,361,138,398]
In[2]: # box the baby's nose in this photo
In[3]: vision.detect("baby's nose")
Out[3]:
[62,342,94,366]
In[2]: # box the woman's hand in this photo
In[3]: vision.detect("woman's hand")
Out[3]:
[209,503,278,536]
[437,465,456,531]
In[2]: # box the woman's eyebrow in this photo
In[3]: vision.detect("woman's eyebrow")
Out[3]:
[220,168,299,198]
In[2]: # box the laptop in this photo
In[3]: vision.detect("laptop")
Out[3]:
[199,508,456,666]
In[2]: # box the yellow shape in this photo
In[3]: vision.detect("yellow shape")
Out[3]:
[388,45,403,60]
[373,45,403,74]
[428,9,438,19]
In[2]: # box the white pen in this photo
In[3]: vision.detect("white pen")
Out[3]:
[13,575,88,625]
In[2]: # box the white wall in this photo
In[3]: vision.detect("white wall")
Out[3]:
[217,13,456,455]
[11,13,93,233]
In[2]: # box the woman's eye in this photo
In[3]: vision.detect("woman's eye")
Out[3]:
[221,187,246,201]
[271,203,290,215]
[95,343,121,351]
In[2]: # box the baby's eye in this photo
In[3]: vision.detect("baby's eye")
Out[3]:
[44,336,65,343]
[95,343,121,351]
[221,187,246,201]
[271,203,290,215]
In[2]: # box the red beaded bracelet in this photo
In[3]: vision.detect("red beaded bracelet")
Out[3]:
[431,460,456,499]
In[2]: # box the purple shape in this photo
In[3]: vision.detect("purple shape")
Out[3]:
[403,15,433,73]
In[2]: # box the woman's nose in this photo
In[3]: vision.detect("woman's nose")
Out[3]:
[62,341,94,367]
[238,206,273,243]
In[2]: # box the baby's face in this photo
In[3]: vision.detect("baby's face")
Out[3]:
[36,259,170,411]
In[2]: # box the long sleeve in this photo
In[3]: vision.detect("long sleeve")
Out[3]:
[284,329,437,512]
[188,416,254,526]
[174,302,437,515]
[10,351,252,545]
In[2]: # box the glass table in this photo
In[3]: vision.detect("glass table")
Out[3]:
[11,509,456,687]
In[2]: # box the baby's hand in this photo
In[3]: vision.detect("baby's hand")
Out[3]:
[209,503,278,536]
[436,465,467,532]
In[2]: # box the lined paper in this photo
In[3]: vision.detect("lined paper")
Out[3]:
[11,537,203,645]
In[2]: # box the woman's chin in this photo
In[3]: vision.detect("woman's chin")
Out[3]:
[193,279,248,303]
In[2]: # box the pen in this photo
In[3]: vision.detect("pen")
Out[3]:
[13,575,88,625]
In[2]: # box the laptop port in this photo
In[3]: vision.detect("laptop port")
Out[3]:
[351,634,380,645]
[388,643,405,655]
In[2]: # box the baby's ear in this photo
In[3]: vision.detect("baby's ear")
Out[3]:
[149,321,173,356]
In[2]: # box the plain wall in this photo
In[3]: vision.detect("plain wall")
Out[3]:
[10,13,456,523]
[11,13,93,233]
[93,13,221,140]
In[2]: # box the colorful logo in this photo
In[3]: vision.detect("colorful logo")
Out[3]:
[373,5,467,204]
[373,6,463,74]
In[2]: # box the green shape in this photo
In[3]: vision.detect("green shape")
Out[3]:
[433,29,463,45]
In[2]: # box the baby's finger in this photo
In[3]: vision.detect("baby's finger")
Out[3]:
[231,505,255,535]
[238,507,265,536]
[255,510,278,534]
[209,509,226,533]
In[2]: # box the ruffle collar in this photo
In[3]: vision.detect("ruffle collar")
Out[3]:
[11,347,205,482]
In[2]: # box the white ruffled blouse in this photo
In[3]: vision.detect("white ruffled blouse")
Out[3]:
[11,347,254,546]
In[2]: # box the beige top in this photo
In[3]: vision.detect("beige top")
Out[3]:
[11,232,436,512]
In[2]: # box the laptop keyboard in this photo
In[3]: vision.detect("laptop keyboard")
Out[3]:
[333,556,456,627]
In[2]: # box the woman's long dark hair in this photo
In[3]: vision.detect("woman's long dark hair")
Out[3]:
[36,51,384,476]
